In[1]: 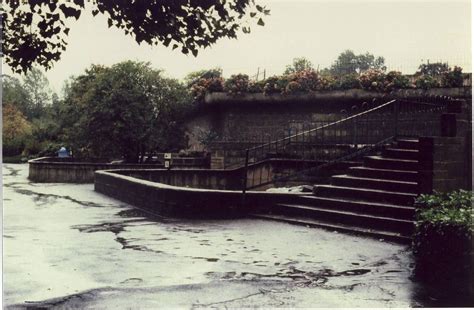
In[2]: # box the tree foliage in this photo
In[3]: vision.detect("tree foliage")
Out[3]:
[2,69,51,119]
[330,50,386,76]
[284,57,314,75]
[2,0,270,73]
[2,104,33,156]
[416,62,450,76]
[62,61,192,162]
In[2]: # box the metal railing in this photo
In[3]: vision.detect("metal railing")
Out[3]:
[239,96,455,191]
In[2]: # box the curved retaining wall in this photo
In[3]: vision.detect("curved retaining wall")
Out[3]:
[94,169,303,218]
[28,157,208,183]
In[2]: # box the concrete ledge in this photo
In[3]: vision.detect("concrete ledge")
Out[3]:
[28,157,208,183]
[94,170,302,218]
[204,88,471,105]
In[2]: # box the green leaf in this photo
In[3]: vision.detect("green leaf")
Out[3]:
[257,18,264,26]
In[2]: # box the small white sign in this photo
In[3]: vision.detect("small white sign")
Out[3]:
[164,161,170,168]
[164,153,172,159]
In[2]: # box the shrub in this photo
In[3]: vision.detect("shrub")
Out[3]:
[383,71,411,91]
[289,69,320,92]
[263,76,289,95]
[284,81,304,94]
[441,66,464,87]
[317,75,336,91]
[413,190,472,295]
[414,74,440,89]
[358,69,386,91]
[224,74,250,95]
[190,77,224,101]
[336,73,361,90]
[247,80,266,93]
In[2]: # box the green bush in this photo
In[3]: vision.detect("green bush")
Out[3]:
[441,66,464,87]
[190,77,224,101]
[413,190,473,295]
[384,71,411,91]
[247,80,265,93]
[224,74,250,95]
[336,73,361,90]
[263,75,289,95]
[414,75,440,90]
[358,69,386,91]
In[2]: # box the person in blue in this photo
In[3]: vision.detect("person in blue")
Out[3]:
[58,147,70,158]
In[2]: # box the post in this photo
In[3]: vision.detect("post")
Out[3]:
[241,149,249,208]
[393,100,399,138]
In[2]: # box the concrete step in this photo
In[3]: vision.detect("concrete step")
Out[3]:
[250,213,411,243]
[295,195,415,219]
[394,138,419,149]
[348,166,418,182]
[364,156,418,171]
[382,148,419,160]
[272,203,414,234]
[331,174,419,193]
[313,185,418,206]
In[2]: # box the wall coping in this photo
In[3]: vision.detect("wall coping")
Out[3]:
[203,87,471,105]
[28,157,204,167]
[96,169,302,196]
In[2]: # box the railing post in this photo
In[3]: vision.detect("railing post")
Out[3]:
[394,100,400,137]
[241,149,249,208]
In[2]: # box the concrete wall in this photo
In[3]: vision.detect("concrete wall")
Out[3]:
[28,156,208,183]
[185,88,472,163]
[418,102,472,193]
[419,137,470,192]
[94,170,303,218]
[114,168,242,190]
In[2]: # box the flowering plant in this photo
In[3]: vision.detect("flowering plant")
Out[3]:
[224,74,250,95]
[190,77,224,101]
[359,69,386,91]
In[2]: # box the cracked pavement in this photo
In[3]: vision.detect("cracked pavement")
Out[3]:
[4,164,429,308]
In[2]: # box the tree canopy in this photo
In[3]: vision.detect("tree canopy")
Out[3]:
[2,68,52,119]
[2,104,33,156]
[1,0,270,74]
[329,50,386,76]
[416,62,450,76]
[284,57,314,75]
[61,61,192,162]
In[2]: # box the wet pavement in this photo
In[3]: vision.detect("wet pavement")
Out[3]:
[4,164,430,308]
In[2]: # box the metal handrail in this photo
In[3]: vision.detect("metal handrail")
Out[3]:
[239,96,452,192]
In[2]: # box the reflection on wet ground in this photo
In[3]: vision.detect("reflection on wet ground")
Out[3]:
[3,164,467,308]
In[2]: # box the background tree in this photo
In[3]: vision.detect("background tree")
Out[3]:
[62,61,192,162]
[284,57,314,75]
[2,75,31,117]
[22,67,52,119]
[416,62,450,76]
[2,69,52,120]
[2,0,270,73]
[330,50,386,76]
[2,104,33,157]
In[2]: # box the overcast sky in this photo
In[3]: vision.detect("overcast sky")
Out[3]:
[2,0,472,93]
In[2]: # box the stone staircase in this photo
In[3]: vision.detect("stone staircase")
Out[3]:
[252,138,420,243]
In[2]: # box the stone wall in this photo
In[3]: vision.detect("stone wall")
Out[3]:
[94,169,303,218]
[418,101,472,193]
[185,88,472,166]
[28,156,208,183]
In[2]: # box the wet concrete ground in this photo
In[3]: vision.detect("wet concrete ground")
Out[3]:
[4,164,430,308]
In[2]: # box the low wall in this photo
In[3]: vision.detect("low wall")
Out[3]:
[28,156,208,183]
[94,170,303,218]
[113,168,242,190]
[419,136,471,193]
